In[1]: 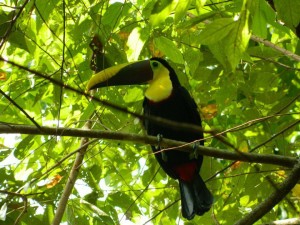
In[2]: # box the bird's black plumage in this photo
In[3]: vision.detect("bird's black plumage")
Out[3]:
[143,58,213,219]
[87,57,213,220]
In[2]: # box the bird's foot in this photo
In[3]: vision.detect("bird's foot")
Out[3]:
[190,142,200,159]
[157,134,168,161]
[157,134,163,149]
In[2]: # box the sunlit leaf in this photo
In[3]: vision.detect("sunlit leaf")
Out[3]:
[198,18,236,45]
[174,0,192,23]
[154,36,184,64]
[150,0,174,26]
[0,203,7,221]
[292,184,300,198]
[126,27,145,61]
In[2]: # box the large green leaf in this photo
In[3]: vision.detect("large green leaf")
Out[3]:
[174,0,192,23]
[198,18,236,45]
[274,0,300,28]
[201,7,250,70]
[154,36,184,64]
[150,0,174,26]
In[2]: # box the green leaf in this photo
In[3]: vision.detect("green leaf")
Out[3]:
[209,13,250,70]
[42,205,55,224]
[79,199,108,216]
[274,0,300,28]
[151,0,173,14]
[8,29,30,52]
[252,1,268,38]
[208,41,231,69]
[15,136,34,159]
[126,27,145,61]
[177,11,218,29]
[198,18,235,45]
[184,47,203,75]
[0,11,14,37]
[174,0,192,23]
[224,19,250,70]
[239,195,249,206]
[0,203,7,221]
[0,148,11,162]
[195,0,208,12]
[102,2,124,29]
[150,0,174,26]
[123,87,144,103]
[154,36,184,64]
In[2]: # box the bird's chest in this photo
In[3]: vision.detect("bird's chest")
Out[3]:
[143,94,197,142]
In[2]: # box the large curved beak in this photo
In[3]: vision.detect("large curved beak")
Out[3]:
[86,60,153,91]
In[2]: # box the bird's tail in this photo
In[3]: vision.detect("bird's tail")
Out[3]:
[179,174,213,220]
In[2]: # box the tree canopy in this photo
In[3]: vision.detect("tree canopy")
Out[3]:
[0,0,300,224]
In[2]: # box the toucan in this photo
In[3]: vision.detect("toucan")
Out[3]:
[87,57,213,220]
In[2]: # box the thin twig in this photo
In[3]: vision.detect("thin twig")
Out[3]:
[0,190,44,196]
[120,168,160,223]
[27,139,97,187]
[250,35,300,62]
[252,55,300,71]
[207,119,300,181]
[56,0,66,130]
[251,119,300,153]
[14,195,27,225]
[0,89,41,129]
[143,199,180,224]
[0,0,30,49]
[0,190,30,225]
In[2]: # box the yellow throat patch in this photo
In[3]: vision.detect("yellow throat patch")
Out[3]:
[145,62,173,102]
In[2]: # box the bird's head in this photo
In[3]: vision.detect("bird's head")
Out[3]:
[87,58,179,102]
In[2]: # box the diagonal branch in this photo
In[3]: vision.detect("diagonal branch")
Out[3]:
[250,35,300,62]
[234,160,300,225]
[1,57,299,151]
[51,120,91,225]
[0,89,41,129]
[0,0,30,49]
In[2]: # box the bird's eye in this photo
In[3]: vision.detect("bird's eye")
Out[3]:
[152,61,159,68]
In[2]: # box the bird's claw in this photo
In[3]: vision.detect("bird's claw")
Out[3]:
[157,134,163,149]
[190,142,199,159]
[157,134,168,161]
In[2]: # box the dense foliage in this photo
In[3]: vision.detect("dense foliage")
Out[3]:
[0,0,300,224]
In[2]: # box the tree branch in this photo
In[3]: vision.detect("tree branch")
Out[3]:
[1,57,298,151]
[260,218,300,225]
[0,123,297,168]
[250,35,300,62]
[51,121,91,225]
[234,160,300,225]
